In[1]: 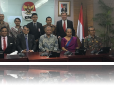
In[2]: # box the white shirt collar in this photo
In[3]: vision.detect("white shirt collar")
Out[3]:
[44,34,53,38]
[62,19,67,22]
[1,36,7,39]
[24,34,28,37]
[33,22,37,24]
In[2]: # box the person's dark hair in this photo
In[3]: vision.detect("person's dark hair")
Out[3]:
[0,14,4,16]
[32,13,38,17]
[0,26,7,32]
[14,18,21,22]
[88,26,95,31]
[61,12,67,15]
[23,25,29,30]
[46,17,52,21]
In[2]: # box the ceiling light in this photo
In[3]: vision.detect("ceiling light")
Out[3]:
[35,0,48,8]
[0,0,8,12]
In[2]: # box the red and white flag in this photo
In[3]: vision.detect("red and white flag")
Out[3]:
[77,5,84,42]
[61,4,63,8]
[22,2,36,21]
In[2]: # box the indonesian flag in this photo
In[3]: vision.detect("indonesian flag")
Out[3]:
[61,4,63,8]
[77,5,84,42]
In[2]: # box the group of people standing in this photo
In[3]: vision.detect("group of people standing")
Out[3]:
[0,12,102,54]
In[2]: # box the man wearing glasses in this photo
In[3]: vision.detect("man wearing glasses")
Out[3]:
[84,26,102,50]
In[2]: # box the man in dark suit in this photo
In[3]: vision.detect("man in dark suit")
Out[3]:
[56,12,75,38]
[0,26,15,54]
[27,13,44,51]
[16,25,36,53]
[61,5,67,13]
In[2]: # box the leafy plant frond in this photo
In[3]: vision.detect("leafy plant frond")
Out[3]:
[93,0,114,47]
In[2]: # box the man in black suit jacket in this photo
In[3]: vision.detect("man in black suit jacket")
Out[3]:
[16,25,36,53]
[27,13,44,50]
[61,5,67,13]
[0,26,15,54]
[56,12,75,38]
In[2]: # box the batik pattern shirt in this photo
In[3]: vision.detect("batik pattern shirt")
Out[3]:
[39,34,58,52]
[10,26,23,41]
[84,35,102,50]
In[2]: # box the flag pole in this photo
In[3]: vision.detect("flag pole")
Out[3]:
[81,2,84,48]
[81,2,83,5]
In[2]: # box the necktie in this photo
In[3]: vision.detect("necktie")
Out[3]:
[3,37,6,51]
[25,35,29,51]
[63,21,66,32]
[34,23,37,29]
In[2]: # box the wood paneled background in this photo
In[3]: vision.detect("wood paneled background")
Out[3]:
[73,0,94,37]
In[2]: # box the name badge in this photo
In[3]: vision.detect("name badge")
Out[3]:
[38,28,40,32]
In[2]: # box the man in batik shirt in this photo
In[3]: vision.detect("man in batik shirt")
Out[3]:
[0,14,10,36]
[10,18,23,42]
[84,26,102,51]
[39,26,58,52]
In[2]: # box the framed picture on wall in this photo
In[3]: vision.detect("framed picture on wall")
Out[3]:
[58,1,71,16]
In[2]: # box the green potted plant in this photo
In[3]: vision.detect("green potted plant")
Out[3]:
[93,0,114,48]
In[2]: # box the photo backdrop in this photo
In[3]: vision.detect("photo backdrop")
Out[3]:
[0,0,55,28]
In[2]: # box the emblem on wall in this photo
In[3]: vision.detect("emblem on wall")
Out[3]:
[22,2,36,20]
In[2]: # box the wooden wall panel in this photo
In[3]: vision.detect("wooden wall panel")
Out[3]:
[73,0,94,37]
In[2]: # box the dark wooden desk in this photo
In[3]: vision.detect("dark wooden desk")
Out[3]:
[27,52,68,62]
[68,51,105,62]
[28,53,68,70]
[103,55,114,62]
[0,54,28,71]
[0,51,114,73]
[0,54,28,62]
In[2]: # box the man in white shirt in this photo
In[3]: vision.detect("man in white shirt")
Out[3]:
[0,26,15,54]
[56,12,75,38]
